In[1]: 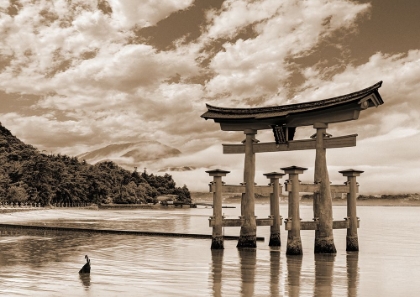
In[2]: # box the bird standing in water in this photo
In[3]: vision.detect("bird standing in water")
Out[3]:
[79,255,91,274]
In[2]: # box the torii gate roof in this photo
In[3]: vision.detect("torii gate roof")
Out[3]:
[201,81,383,131]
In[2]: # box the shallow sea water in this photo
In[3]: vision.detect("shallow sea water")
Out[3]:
[0,204,419,296]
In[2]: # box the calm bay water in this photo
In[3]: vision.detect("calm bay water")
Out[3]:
[0,203,419,296]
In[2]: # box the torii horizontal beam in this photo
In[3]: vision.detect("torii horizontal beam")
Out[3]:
[284,219,360,231]
[208,183,274,195]
[284,182,358,193]
[223,134,357,154]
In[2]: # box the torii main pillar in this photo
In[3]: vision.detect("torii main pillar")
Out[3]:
[313,123,336,253]
[237,129,258,248]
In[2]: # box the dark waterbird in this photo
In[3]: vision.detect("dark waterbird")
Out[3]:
[79,255,91,274]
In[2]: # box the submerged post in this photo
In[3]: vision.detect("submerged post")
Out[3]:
[282,166,307,255]
[313,123,337,254]
[206,169,230,249]
[339,169,363,251]
[238,129,258,248]
[264,172,285,246]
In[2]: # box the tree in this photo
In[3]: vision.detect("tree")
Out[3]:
[173,185,192,203]
[8,184,28,203]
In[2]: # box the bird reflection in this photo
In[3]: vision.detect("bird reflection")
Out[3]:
[239,248,256,297]
[314,253,336,297]
[347,252,359,297]
[79,273,91,289]
[286,254,302,297]
[270,247,281,297]
[211,249,223,297]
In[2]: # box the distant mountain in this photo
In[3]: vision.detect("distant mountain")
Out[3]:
[77,141,181,164]
[158,166,196,172]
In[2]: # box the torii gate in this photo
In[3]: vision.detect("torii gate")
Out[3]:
[202,81,384,252]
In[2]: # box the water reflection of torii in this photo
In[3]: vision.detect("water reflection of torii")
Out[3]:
[202,82,384,252]
[209,249,359,297]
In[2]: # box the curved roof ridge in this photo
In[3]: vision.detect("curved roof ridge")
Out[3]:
[204,81,383,115]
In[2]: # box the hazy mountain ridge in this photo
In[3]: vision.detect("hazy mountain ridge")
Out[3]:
[158,166,196,172]
[78,140,181,164]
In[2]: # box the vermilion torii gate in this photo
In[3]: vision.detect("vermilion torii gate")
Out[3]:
[202,82,384,252]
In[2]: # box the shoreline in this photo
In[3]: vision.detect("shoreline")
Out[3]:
[1,197,420,215]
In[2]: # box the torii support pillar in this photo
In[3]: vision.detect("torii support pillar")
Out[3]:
[263,172,285,246]
[339,169,364,251]
[238,129,258,248]
[313,123,337,254]
[206,169,230,249]
[282,166,307,255]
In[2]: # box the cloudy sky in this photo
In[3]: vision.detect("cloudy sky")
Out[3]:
[1,0,420,193]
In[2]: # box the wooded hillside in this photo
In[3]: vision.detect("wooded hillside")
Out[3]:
[0,123,190,206]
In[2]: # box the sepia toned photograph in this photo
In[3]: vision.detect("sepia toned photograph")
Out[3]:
[0,0,419,296]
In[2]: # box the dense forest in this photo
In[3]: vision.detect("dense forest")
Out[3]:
[0,123,191,206]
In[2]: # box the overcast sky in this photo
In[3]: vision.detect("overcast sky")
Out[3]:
[1,0,420,193]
